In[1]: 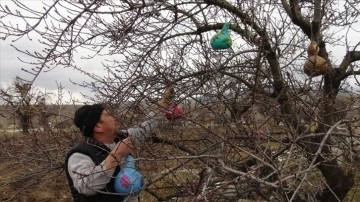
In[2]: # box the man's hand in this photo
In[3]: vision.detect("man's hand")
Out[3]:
[106,137,134,170]
[158,85,175,109]
[114,137,134,157]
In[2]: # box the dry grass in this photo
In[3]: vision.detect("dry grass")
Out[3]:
[1,113,360,201]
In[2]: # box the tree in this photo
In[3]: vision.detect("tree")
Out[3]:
[0,77,34,134]
[0,77,53,134]
[1,0,360,201]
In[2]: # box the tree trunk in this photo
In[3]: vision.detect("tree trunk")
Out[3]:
[21,115,30,135]
[316,160,354,201]
[311,72,354,201]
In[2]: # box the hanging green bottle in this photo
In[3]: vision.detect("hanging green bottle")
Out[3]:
[210,22,232,50]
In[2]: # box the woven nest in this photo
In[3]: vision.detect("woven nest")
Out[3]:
[303,55,328,76]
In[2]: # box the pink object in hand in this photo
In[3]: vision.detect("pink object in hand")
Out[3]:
[165,103,184,120]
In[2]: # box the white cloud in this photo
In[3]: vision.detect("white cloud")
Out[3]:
[1,38,117,104]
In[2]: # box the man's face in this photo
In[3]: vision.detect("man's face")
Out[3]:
[98,110,119,136]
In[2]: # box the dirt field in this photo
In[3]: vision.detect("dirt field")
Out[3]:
[0,131,73,202]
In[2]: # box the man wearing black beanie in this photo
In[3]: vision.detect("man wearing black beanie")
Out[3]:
[65,86,174,202]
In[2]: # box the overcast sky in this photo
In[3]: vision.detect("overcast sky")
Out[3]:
[0,0,105,104]
[0,37,99,103]
[0,1,359,105]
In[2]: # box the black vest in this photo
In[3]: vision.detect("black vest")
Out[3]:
[64,137,125,202]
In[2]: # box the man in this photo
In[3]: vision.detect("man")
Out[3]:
[65,86,174,202]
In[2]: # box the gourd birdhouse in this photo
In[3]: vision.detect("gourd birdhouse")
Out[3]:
[114,155,144,194]
[303,40,329,76]
[303,55,328,76]
[210,22,232,50]
[307,41,319,56]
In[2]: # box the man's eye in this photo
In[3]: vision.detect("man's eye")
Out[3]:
[107,113,115,118]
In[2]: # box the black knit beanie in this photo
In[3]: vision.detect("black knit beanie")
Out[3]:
[74,104,105,137]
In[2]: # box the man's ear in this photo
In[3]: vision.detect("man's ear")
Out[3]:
[94,123,103,133]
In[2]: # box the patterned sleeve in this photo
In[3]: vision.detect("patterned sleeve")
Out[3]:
[67,153,115,195]
[123,111,160,144]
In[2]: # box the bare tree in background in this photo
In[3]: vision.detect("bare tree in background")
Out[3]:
[0,77,37,134]
[1,0,360,201]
